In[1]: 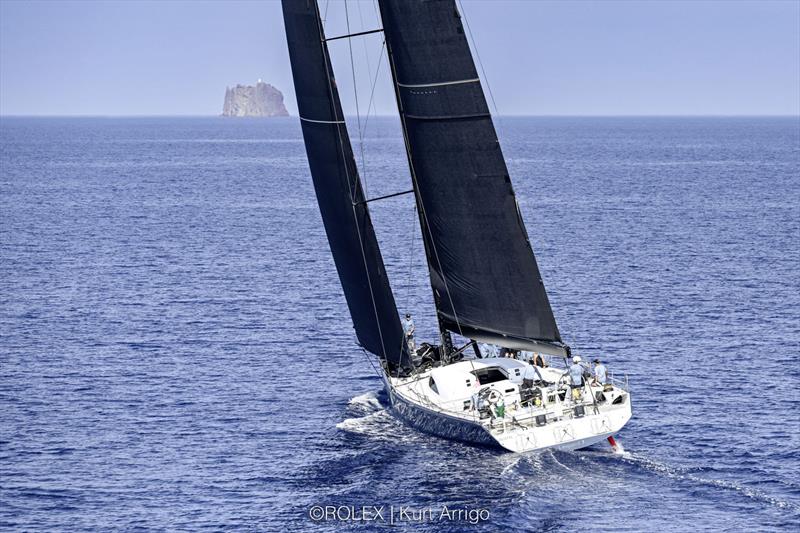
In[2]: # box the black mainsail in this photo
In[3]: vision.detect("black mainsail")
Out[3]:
[378,0,566,355]
[282,0,410,368]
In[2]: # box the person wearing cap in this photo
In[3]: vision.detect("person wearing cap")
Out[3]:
[593,358,608,386]
[402,313,416,353]
[567,355,588,401]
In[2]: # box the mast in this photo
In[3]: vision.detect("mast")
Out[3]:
[282,0,411,369]
[377,0,567,356]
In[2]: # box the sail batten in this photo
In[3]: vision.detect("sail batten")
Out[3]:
[397,78,480,88]
[298,116,347,124]
[404,113,491,121]
[282,0,410,368]
[378,0,564,352]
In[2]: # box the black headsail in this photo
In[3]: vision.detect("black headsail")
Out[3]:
[378,0,566,356]
[282,0,410,368]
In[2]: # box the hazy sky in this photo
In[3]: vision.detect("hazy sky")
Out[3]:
[1,0,798,116]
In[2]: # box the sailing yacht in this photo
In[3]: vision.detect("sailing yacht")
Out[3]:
[281,0,632,453]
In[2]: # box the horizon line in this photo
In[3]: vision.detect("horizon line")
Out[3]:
[2,113,799,119]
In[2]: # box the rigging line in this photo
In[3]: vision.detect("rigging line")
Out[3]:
[360,346,383,378]
[344,0,369,197]
[367,0,383,134]
[356,0,372,75]
[361,40,386,140]
[397,204,417,375]
[322,0,330,26]
[456,0,505,137]
[314,3,391,365]
[355,188,413,205]
[404,206,417,315]
[344,107,390,363]
[355,0,380,153]
[383,37,466,342]
[324,28,383,42]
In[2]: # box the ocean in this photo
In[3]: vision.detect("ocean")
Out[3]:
[1,116,798,532]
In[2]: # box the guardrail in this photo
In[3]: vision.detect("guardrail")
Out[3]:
[607,372,629,392]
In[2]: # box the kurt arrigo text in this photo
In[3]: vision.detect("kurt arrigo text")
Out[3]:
[308,504,490,525]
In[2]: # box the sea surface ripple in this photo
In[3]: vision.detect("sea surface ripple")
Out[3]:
[1,116,798,531]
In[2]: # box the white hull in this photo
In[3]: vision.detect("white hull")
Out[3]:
[383,357,632,453]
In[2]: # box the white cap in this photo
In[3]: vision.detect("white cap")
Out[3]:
[572,355,581,363]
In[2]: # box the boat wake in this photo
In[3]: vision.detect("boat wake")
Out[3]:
[336,391,423,444]
[617,451,797,513]
[338,394,797,518]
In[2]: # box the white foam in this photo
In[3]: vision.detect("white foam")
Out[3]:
[347,391,383,411]
[336,411,388,433]
[337,392,429,445]
[337,391,393,436]
[500,456,522,477]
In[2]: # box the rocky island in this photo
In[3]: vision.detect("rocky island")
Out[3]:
[222,80,289,117]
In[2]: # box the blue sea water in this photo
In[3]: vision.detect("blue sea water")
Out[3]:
[1,116,798,532]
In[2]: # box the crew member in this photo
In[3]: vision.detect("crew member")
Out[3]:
[402,313,416,353]
[532,352,547,367]
[593,358,608,386]
[471,391,484,412]
[521,361,544,387]
[567,355,588,401]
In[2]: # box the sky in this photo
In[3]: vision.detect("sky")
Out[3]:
[0,0,798,116]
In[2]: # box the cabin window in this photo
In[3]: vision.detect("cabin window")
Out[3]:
[465,379,472,387]
[429,377,439,394]
[471,367,508,385]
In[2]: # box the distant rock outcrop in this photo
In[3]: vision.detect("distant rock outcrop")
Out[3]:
[222,80,289,117]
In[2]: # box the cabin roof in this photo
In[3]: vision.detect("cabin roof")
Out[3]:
[428,357,524,400]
